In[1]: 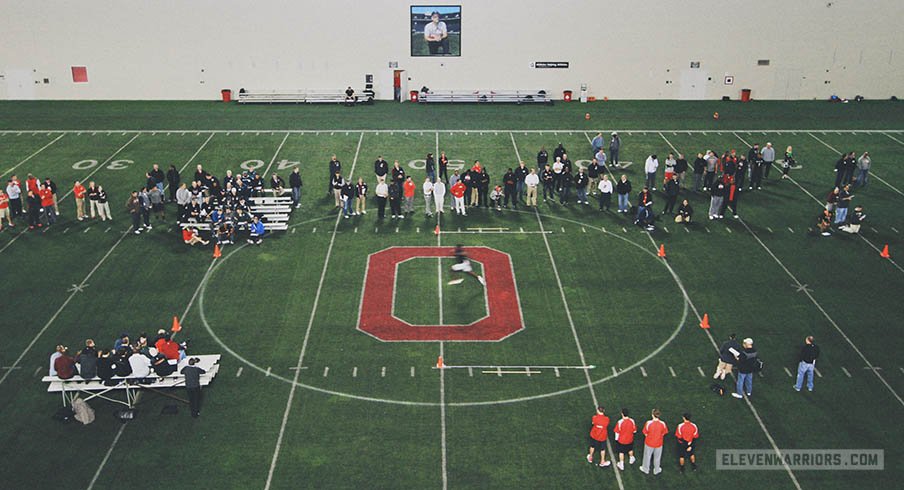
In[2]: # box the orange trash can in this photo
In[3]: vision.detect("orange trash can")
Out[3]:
[221,89,232,102]
[740,89,751,102]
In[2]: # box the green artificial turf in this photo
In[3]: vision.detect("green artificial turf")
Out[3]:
[0,101,901,489]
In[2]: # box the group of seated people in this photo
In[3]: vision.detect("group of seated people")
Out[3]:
[49,331,189,384]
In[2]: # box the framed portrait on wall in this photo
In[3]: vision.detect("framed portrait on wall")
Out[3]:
[410,6,461,57]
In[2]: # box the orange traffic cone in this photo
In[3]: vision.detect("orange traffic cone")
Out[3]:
[434,224,440,235]
[658,244,666,258]
[880,244,891,258]
[700,313,711,329]
[436,356,444,369]
[171,315,182,333]
[213,243,222,258]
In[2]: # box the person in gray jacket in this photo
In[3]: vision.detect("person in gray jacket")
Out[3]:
[761,143,776,179]
[854,151,871,188]
[175,183,192,223]
[609,132,621,168]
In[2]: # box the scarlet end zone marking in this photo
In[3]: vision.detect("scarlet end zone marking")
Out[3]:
[358,246,524,341]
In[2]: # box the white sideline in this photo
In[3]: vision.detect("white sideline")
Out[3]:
[0,132,66,178]
[808,132,904,198]
[1,128,902,134]
[510,132,625,490]
[264,131,364,490]
[260,132,291,178]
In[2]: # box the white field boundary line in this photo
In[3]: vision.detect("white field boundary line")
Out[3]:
[0,133,140,255]
[0,227,133,385]
[732,133,904,275]
[884,132,904,146]
[435,129,448,490]
[165,132,215,194]
[2,128,902,134]
[808,132,904,198]
[264,131,364,490]
[0,132,66,178]
[511,132,625,490]
[640,232,802,489]
[260,132,291,179]
[87,258,218,490]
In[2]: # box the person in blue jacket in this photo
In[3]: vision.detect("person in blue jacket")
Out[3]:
[248,215,265,245]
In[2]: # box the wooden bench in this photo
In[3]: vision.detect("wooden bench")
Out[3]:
[417,89,551,104]
[43,354,221,408]
[237,89,374,105]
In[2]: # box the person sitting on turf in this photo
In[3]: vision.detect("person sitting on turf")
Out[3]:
[248,215,265,245]
[636,205,656,231]
[817,209,833,236]
[675,200,693,224]
[182,227,209,246]
[634,187,653,224]
[216,221,235,245]
[448,245,486,286]
[839,205,865,234]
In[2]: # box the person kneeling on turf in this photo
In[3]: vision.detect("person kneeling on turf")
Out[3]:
[490,185,503,211]
[248,216,265,245]
[182,227,209,246]
[675,199,693,224]
[448,244,485,286]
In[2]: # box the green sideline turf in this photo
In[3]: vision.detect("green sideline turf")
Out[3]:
[0,101,901,489]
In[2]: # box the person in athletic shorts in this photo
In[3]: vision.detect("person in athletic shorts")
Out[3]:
[448,244,485,286]
[675,413,699,472]
[586,406,612,467]
[614,408,637,470]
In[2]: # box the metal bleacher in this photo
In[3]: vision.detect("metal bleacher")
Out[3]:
[237,89,374,105]
[417,89,551,104]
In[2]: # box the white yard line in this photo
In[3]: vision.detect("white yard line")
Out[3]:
[260,132,291,178]
[737,217,904,407]
[808,132,904,197]
[169,133,215,191]
[0,228,133,386]
[59,133,140,201]
[435,130,448,490]
[3,128,902,134]
[86,423,127,490]
[658,131,679,154]
[264,131,364,490]
[883,132,904,146]
[513,132,624,490]
[0,133,66,178]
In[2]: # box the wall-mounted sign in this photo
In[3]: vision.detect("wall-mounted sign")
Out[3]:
[533,62,569,69]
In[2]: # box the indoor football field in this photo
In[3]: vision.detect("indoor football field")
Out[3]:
[0,100,902,489]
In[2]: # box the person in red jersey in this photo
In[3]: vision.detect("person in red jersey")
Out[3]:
[450,179,466,215]
[675,413,699,472]
[586,406,611,467]
[614,408,636,470]
[640,408,669,475]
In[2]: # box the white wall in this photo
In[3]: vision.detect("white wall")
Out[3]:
[1,0,901,100]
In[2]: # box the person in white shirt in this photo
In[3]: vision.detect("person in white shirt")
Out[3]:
[432,179,446,213]
[645,154,660,191]
[375,181,389,219]
[422,177,434,216]
[129,347,152,378]
[524,169,540,207]
[49,345,65,376]
[597,174,613,211]
[423,11,450,55]
[663,153,677,181]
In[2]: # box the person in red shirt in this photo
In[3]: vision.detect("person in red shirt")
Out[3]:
[450,180,466,215]
[73,180,87,220]
[614,408,636,470]
[155,331,182,361]
[402,176,416,216]
[39,183,56,225]
[0,188,11,231]
[53,347,77,380]
[586,406,611,467]
[640,409,669,475]
[675,412,699,472]
[182,227,209,246]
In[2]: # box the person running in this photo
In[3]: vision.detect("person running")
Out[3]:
[675,413,699,473]
[448,245,485,286]
[586,406,612,467]
[614,408,637,471]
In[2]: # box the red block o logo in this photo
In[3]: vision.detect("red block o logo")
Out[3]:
[357,246,524,341]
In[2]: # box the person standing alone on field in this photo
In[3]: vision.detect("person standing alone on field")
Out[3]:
[181,357,206,418]
[793,336,820,392]
[675,413,699,472]
[586,406,612,467]
[614,408,637,471]
[290,167,303,208]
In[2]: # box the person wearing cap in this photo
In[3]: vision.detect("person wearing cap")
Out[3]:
[586,406,612,467]
[181,357,207,418]
[675,413,699,472]
[609,132,621,168]
[732,338,758,398]
[423,11,449,55]
[794,336,820,392]
[639,409,668,475]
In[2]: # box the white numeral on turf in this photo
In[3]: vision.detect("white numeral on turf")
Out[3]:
[71,159,133,171]
[241,159,265,171]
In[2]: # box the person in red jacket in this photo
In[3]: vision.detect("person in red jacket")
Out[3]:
[0,188,11,231]
[450,180,466,216]
[640,408,668,475]
[675,413,699,472]
[614,408,636,470]
[39,183,56,225]
[586,406,612,467]
[73,180,87,220]
[402,176,416,216]
[53,347,77,379]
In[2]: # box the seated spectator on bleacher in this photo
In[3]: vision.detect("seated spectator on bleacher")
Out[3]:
[270,173,285,196]
[53,347,77,380]
[345,86,356,106]
[96,349,115,383]
[49,345,64,376]
[113,347,133,377]
[148,348,176,378]
[216,221,235,245]
[248,216,265,245]
[113,333,130,352]
[182,227,210,246]
[155,331,181,361]
[129,346,152,379]
[76,339,98,379]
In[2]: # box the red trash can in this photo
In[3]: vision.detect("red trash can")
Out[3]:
[740,89,751,102]
[563,90,573,102]
[410,90,419,102]
[221,89,232,102]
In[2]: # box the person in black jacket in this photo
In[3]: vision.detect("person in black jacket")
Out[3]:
[388,180,402,219]
[478,167,490,208]
[732,338,758,398]
[425,153,436,183]
[96,349,116,384]
[553,143,566,162]
[438,152,449,183]
[374,156,389,183]
[749,152,764,190]
[793,336,820,392]
[616,175,632,213]
[558,169,573,205]
[674,154,688,188]
[713,333,741,380]
[502,168,517,208]
[734,156,748,191]
[166,165,180,202]
[662,175,680,214]
[75,340,98,379]
[675,200,693,224]
[536,146,548,172]
[289,167,303,208]
[514,161,529,204]
[26,190,42,229]
[327,155,341,197]
[541,164,555,202]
